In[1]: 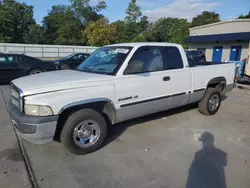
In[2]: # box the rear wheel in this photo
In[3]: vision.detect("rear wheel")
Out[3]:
[60,109,107,155]
[60,64,69,70]
[198,88,221,115]
[29,68,43,75]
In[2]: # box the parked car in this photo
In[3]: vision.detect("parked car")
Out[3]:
[185,50,206,62]
[53,53,90,70]
[8,43,235,155]
[0,53,57,83]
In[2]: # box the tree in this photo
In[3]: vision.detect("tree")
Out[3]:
[84,18,117,46]
[191,11,220,27]
[238,11,250,19]
[55,21,83,45]
[42,5,83,45]
[113,16,149,43]
[144,18,190,48]
[0,0,35,43]
[24,24,45,44]
[69,0,106,25]
[132,34,146,42]
[125,0,142,23]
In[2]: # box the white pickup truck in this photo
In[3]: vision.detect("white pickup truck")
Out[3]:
[8,43,235,155]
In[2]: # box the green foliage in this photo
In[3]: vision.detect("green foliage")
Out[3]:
[144,18,190,48]
[191,11,220,27]
[24,24,45,44]
[125,0,142,23]
[69,0,106,25]
[132,34,146,42]
[113,16,149,43]
[42,5,83,45]
[0,0,35,43]
[238,11,250,19]
[84,18,117,46]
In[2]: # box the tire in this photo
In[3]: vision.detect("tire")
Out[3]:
[29,68,43,75]
[60,108,107,155]
[60,64,69,70]
[198,88,221,115]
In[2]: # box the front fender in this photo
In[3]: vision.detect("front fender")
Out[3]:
[59,98,117,124]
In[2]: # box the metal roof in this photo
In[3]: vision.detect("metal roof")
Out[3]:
[189,19,250,30]
[184,32,250,43]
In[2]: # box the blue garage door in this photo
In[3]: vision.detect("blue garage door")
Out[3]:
[212,46,223,62]
[230,46,242,61]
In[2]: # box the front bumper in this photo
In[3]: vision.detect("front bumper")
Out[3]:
[8,102,59,144]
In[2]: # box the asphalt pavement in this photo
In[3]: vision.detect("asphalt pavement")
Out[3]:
[0,85,250,188]
[0,85,31,188]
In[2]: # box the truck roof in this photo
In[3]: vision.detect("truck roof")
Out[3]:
[106,42,181,48]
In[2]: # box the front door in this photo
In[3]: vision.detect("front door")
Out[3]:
[0,55,19,82]
[115,46,191,123]
[230,46,242,61]
[212,46,223,62]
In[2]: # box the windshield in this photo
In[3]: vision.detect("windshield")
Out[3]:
[76,46,132,75]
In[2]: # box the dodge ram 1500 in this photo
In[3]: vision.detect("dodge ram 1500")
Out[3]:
[8,43,235,155]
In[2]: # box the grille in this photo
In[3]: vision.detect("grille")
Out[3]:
[10,84,22,111]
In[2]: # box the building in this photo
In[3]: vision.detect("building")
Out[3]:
[185,19,250,75]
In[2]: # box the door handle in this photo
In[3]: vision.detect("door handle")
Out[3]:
[163,76,170,81]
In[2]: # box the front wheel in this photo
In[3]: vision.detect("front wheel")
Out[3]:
[198,88,221,115]
[60,109,107,155]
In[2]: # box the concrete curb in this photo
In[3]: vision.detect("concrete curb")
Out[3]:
[235,83,250,91]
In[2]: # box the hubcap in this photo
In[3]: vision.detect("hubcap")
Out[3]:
[30,70,42,74]
[61,64,68,70]
[73,120,100,148]
[208,94,220,111]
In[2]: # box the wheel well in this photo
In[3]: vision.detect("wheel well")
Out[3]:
[54,101,115,141]
[206,77,226,94]
[28,67,44,74]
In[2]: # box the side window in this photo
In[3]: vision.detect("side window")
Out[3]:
[72,55,78,60]
[17,56,27,62]
[124,47,164,74]
[0,56,14,63]
[161,47,183,69]
[197,48,206,54]
[0,56,6,63]
[77,54,85,59]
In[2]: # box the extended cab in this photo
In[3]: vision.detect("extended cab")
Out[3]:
[8,43,235,155]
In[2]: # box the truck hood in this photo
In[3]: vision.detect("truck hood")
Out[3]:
[12,70,114,96]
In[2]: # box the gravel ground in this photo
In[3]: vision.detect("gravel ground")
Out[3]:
[1,85,250,188]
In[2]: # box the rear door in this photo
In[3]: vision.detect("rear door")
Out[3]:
[160,46,192,108]
[0,55,20,81]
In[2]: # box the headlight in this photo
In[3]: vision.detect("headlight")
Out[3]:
[24,104,53,116]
